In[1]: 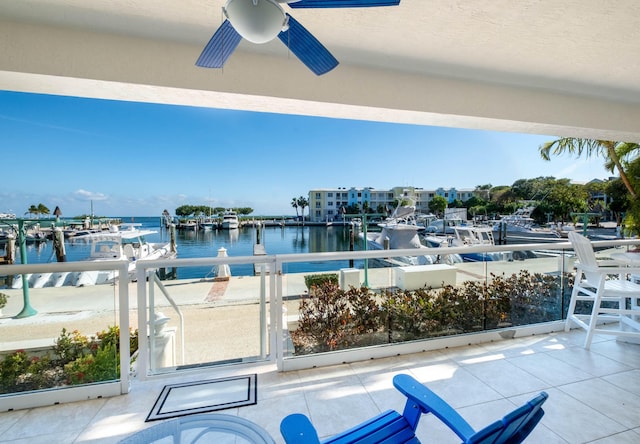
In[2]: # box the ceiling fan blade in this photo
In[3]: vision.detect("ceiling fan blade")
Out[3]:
[278,14,338,75]
[195,19,242,68]
[287,0,400,8]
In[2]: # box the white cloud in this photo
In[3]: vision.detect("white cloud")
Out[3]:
[74,189,109,201]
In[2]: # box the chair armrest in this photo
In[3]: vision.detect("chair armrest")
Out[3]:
[577,264,640,274]
[281,413,321,444]
[393,374,475,440]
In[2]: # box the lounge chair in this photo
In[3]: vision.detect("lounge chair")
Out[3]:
[280,374,547,444]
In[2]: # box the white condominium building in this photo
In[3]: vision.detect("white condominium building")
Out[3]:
[308,186,479,222]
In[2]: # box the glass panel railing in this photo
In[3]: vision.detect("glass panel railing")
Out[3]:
[139,256,273,375]
[0,261,130,401]
[4,236,639,406]
[4,238,625,381]
[280,243,581,358]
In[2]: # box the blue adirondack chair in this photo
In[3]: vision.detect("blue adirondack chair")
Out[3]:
[281,374,547,444]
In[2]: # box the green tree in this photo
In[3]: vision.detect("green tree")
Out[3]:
[464,195,488,221]
[291,197,299,218]
[606,178,630,224]
[25,205,38,218]
[346,203,360,214]
[428,195,447,215]
[511,177,556,201]
[463,195,486,209]
[37,204,50,218]
[489,186,519,215]
[175,205,197,217]
[540,138,640,232]
[297,196,309,221]
[539,139,639,198]
[236,207,254,215]
[474,184,492,200]
[547,180,589,223]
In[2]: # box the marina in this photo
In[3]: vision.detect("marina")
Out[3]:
[0,218,636,444]
[1,214,619,282]
[7,223,177,289]
[1,217,363,281]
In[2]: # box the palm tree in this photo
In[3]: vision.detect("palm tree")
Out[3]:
[37,203,50,218]
[297,196,309,222]
[291,197,299,219]
[539,139,639,199]
[25,204,38,218]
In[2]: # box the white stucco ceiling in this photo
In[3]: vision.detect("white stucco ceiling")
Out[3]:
[1,0,640,139]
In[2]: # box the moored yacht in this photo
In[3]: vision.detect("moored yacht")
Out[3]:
[221,210,239,229]
[11,224,176,289]
[491,206,566,243]
[423,225,519,262]
[361,205,463,266]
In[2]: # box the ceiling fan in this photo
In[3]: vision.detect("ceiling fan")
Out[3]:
[196,0,401,76]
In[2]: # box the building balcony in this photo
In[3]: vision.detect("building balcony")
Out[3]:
[1,240,639,443]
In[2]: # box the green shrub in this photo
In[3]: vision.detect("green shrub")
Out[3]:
[0,292,8,309]
[292,282,382,352]
[382,288,441,340]
[292,270,567,354]
[0,326,138,394]
[65,343,119,385]
[53,328,90,364]
[303,273,339,291]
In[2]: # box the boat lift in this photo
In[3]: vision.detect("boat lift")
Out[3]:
[343,212,386,288]
[0,216,68,318]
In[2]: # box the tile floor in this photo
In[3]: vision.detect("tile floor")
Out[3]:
[1,329,639,443]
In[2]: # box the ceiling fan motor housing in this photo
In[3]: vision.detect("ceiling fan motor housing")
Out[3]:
[224,0,288,44]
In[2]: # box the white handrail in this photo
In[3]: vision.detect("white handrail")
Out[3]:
[151,273,185,366]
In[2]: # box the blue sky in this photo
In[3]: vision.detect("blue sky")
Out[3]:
[1,90,612,217]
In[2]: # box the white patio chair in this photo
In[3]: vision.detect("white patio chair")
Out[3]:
[566,231,640,348]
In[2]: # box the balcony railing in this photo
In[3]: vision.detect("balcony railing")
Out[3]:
[1,237,638,410]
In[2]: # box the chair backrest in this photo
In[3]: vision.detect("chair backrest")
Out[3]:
[282,375,547,444]
[467,392,548,444]
[568,231,602,284]
[123,243,136,261]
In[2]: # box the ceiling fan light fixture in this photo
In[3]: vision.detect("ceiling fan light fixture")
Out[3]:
[224,0,288,44]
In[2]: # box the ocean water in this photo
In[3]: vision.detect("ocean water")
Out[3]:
[14,217,364,278]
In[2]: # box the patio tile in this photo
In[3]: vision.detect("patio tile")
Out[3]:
[462,357,550,397]
[518,387,627,443]
[559,377,640,428]
[1,330,638,443]
[508,352,593,385]
[547,346,634,377]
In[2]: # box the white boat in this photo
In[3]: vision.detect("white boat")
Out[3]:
[24,231,48,243]
[492,207,565,243]
[425,216,464,235]
[423,226,516,262]
[12,224,176,289]
[221,210,239,229]
[179,219,198,231]
[199,218,218,231]
[361,205,462,266]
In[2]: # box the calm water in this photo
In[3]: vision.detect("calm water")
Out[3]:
[14,217,364,278]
